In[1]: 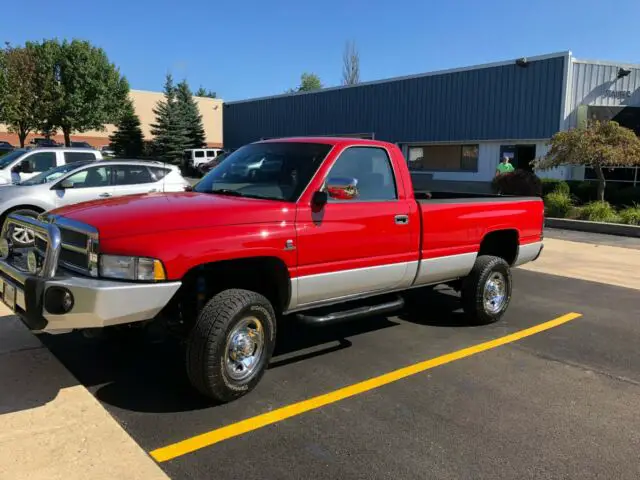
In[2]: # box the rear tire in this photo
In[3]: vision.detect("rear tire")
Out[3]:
[186,289,276,403]
[461,255,512,325]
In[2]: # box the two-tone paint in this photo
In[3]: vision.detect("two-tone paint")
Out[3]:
[51,137,544,316]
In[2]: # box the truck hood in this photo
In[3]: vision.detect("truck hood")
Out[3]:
[49,192,296,240]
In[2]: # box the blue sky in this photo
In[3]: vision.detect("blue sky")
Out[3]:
[3,0,640,101]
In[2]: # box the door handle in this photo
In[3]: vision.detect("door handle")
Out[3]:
[99,193,112,198]
[148,189,158,193]
[394,214,409,225]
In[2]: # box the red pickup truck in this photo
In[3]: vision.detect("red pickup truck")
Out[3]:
[0,137,544,402]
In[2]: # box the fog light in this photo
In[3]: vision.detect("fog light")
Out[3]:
[44,287,74,315]
[0,238,12,259]
[27,250,41,274]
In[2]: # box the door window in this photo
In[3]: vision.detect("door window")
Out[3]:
[326,147,397,201]
[64,152,97,163]
[194,150,205,158]
[26,152,56,172]
[114,165,154,185]
[148,167,170,181]
[61,166,112,188]
[206,150,216,157]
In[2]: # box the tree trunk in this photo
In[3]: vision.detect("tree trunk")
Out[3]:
[63,127,71,147]
[18,123,29,148]
[594,164,606,202]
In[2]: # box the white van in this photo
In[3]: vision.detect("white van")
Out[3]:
[0,148,103,185]
[182,148,224,174]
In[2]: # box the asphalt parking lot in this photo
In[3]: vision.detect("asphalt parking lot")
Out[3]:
[39,264,640,480]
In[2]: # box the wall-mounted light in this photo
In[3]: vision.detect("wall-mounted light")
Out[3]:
[515,57,529,68]
[617,67,631,79]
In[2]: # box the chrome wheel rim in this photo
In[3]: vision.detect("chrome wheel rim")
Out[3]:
[483,272,507,314]
[224,316,265,382]
[11,226,34,246]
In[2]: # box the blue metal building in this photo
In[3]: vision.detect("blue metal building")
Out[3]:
[223,51,640,184]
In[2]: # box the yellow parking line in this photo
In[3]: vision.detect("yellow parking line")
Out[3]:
[151,312,582,462]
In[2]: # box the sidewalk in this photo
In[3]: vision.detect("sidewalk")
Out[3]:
[518,237,640,291]
[0,307,168,480]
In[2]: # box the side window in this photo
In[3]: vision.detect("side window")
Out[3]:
[206,150,216,158]
[27,152,56,172]
[195,151,205,158]
[64,152,97,163]
[114,165,154,185]
[62,166,112,188]
[148,167,169,181]
[326,147,397,201]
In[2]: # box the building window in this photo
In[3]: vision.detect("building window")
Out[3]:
[408,144,479,172]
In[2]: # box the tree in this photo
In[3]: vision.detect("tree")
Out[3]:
[109,99,144,158]
[535,120,640,202]
[150,73,188,164]
[287,72,323,93]
[195,86,217,98]
[0,43,45,147]
[44,39,130,146]
[176,80,206,149]
[342,40,360,86]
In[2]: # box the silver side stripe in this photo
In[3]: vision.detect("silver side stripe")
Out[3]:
[513,241,543,267]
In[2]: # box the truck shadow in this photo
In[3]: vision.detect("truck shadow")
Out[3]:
[40,287,471,414]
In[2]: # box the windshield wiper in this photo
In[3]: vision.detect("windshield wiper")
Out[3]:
[209,189,275,200]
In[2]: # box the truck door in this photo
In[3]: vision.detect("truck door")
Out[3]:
[294,146,417,308]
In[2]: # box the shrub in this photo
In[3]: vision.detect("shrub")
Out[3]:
[544,190,574,218]
[492,170,543,196]
[576,201,620,223]
[619,205,640,225]
[553,181,570,195]
[541,178,563,196]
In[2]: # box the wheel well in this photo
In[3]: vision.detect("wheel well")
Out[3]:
[178,257,291,321]
[478,230,519,265]
[0,205,45,225]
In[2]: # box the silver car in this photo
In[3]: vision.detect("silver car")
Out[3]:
[0,159,190,247]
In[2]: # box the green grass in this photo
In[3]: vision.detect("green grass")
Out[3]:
[619,204,640,226]
[544,190,574,218]
[576,201,620,223]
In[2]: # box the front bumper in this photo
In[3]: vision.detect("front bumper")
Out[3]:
[0,214,181,334]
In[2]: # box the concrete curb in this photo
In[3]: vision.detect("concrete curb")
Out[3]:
[545,218,640,238]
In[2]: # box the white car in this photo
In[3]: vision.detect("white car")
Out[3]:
[182,148,225,174]
[0,159,191,247]
[0,148,103,185]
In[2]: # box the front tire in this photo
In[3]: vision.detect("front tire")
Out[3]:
[186,289,276,403]
[461,255,512,324]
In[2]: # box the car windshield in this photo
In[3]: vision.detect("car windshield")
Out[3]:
[194,142,333,201]
[19,161,93,186]
[0,149,27,169]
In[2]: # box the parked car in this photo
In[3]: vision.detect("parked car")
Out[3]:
[100,145,115,157]
[197,151,228,176]
[0,159,190,247]
[29,138,60,148]
[0,137,544,402]
[0,141,14,156]
[0,148,103,186]
[182,148,225,176]
[70,141,93,149]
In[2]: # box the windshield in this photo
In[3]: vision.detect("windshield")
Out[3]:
[0,149,27,169]
[194,142,333,201]
[19,161,93,186]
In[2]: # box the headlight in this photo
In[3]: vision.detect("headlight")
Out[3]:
[99,255,166,281]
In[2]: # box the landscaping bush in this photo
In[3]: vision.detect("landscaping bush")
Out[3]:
[541,178,563,196]
[492,170,543,196]
[544,190,574,218]
[619,205,640,225]
[576,201,620,223]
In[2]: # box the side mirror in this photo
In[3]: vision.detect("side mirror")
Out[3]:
[311,191,328,208]
[19,160,33,174]
[58,180,74,189]
[325,176,359,200]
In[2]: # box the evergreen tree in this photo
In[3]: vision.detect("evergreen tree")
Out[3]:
[109,99,144,158]
[150,73,188,164]
[176,80,206,149]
